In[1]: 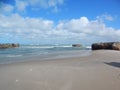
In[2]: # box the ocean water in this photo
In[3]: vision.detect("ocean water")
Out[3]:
[0,45,91,64]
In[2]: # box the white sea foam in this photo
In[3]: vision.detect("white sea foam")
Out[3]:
[54,45,72,48]
[86,46,91,49]
[7,55,23,57]
[23,46,54,49]
[22,45,72,49]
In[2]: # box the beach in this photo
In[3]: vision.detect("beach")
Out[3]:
[0,50,120,90]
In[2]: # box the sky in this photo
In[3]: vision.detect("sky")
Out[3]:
[0,0,120,45]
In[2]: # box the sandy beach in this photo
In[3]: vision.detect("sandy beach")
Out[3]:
[0,50,120,90]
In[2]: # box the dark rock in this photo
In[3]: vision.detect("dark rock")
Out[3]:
[92,42,120,50]
[0,43,19,49]
[72,44,82,47]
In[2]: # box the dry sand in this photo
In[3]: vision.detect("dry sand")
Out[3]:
[0,50,120,90]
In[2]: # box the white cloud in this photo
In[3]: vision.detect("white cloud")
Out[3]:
[0,2,14,14]
[56,17,120,43]
[48,0,64,12]
[0,14,54,42]
[15,0,28,11]
[15,0,65,12]
[0,14,120,44]
[97,14,114,22]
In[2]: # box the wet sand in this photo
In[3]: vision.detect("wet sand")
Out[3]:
[0,50,120,90]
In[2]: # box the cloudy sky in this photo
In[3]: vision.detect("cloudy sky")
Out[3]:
[0,0,120,45]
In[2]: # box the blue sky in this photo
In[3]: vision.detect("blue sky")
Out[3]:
[0,0,120,45]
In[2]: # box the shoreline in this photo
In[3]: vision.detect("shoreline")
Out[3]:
[0,50,120,90]
[0,50,91,65]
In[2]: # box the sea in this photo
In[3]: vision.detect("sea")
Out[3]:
[0,44,91,64]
